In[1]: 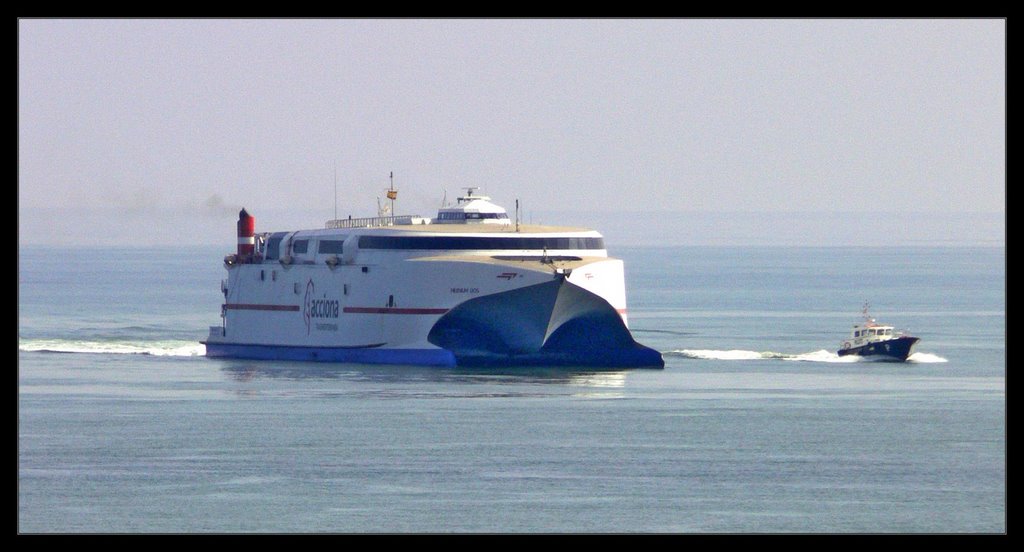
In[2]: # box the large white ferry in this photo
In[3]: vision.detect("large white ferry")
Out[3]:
[202,186,663,368]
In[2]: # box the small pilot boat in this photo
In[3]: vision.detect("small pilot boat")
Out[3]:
[837,304,920,361]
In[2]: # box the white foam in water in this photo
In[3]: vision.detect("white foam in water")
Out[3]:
[783,349,860,363]
[907,352,948,363]
[667,349,805,361]
[19,339,206,357]
[667,348,944,363]
[670,349,766,360]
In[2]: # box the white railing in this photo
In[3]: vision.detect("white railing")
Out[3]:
[325,215,426,229]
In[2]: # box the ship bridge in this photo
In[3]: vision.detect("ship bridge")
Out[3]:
[435,188,511,225]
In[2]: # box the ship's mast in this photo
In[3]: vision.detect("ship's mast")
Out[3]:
[387,171,397,216]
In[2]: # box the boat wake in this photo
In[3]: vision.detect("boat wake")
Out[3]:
[18,339,949,365]
[19,338,205,357]
[664,349,947,363]
[903,352,948,363]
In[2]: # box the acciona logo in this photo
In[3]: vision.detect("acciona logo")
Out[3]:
[303,279,339,334]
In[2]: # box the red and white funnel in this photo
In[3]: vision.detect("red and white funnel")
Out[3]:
[237,208,255,257]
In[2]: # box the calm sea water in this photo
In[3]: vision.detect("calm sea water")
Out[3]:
[18,245,1005,533]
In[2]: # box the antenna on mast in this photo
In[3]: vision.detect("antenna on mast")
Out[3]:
[333,162,338,221]
[386,171,397,217]
[515,199,520,232]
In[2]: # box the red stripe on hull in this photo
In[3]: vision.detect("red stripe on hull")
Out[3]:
[343,307,449,315]
[225,303,300,312]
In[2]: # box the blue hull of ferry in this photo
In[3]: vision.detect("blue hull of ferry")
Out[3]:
[202,341,663,368]
[426,278,665,368]
[202,342,458,366]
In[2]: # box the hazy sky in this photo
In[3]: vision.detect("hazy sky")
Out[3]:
[18,18,1005,246]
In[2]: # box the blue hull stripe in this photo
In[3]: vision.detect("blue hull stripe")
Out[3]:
[203,341,457,366]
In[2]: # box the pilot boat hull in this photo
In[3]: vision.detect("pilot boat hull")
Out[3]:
[837,336,920,361]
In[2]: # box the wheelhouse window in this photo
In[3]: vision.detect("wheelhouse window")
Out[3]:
[357,235,605,250]
[437,212,509,221]
[292,239,309,254]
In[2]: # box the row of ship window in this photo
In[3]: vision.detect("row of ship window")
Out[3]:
[260,234,606,261]
[435,212,510,220]
[855,328,893,337]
